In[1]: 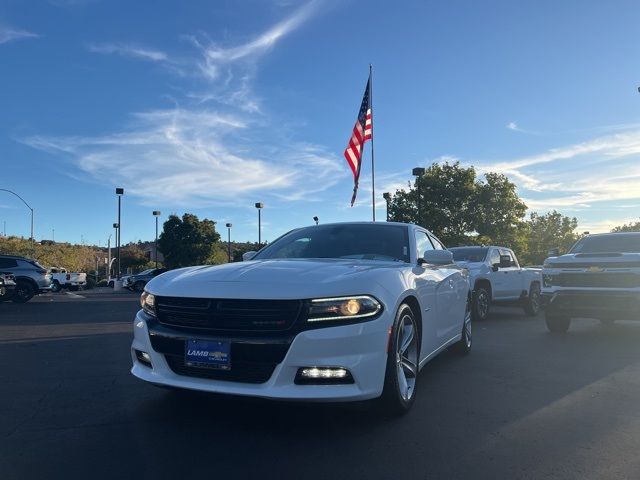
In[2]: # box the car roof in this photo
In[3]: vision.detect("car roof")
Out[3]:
[0,254,30,260]
[585,232,640,237]
[449,245,503,249]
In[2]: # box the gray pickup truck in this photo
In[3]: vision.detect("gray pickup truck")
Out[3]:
[542,232,640,332]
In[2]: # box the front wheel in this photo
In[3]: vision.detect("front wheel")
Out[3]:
[379,304,421,416]
[472,287,491,321]
[50,281,62,293]
[545,312,571,333]
[524,284,541,316]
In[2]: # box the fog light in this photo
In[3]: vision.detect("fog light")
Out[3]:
[295,367,354,385]
[135,349,152,368]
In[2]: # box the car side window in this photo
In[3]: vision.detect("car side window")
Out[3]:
[489,249,500,266]
[500,249,517,267]
[415,231,434,259]
[507,250,519,268]
[429,235,445,250]
[0,258,18,269]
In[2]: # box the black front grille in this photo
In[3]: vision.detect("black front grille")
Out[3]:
[556,273,640,288]
[164,354,277,384]
[150,331,290,384]
[155,296,304,332]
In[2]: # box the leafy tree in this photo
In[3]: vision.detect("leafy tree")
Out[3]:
[120,244,151,272]
[158,214,221,268]
[611,219,640,232]
[523,211,579,264]
[388,161,527,246]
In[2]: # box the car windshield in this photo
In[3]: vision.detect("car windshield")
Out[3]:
[450,247,488,262]
[254,224,410,262]
[570,234,640,253]
[138,269,154,275]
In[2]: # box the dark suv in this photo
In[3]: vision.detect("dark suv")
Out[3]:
[123,268,168,292]
[0,255,52,303]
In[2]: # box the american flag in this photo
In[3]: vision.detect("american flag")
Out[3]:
[344,74,372,206]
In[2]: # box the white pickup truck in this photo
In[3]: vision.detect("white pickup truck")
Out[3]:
[542,232,640,333]
[49,267,87,292]
[449,246,542,320]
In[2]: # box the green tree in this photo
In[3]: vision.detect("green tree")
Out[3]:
[388,161,527,247]
[523,210,579,265]
[611,219,640,232]
[158,213,221,268]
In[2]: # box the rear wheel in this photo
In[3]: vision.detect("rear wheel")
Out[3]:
[545,312,571,333]
[453,313,472,355]
[380,304,420,416]
[12,281,35,303]
[50,281,62,293]
[472,286,491,321]
[524,284,541,316]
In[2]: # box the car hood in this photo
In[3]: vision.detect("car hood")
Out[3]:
[146,258,406,299]
[545,253,640,268]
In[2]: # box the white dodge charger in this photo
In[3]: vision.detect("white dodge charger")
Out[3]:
[131,222,472,414]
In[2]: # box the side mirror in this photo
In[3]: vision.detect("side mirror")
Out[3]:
[421,250,454,266]
[242,251,257,261]
[499,255,511,269]
[547,248,560,257]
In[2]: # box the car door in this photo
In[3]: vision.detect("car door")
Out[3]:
[413,231,440,358]
[500,249,524,298]
[487,248,509,300]
[429,234,467,341]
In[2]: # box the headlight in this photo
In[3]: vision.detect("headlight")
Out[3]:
[308,296,382,323]
[140,291,156,317]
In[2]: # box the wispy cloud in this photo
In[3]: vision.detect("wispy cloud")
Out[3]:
[0,23,39,45]
[506,121,538,135]
[87,42,169,62]
[21,107,342,207]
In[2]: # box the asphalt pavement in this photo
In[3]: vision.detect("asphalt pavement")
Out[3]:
[1,293,639,479]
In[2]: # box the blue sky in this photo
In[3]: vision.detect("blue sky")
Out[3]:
[1,0,640,246]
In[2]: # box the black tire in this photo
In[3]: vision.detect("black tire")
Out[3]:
[68,285,79,292]
[452,313,472,355]
[545,312,571,333]
[133,281,146,293]
[12,281,35,303]
[379,303,421,416]
[472,286,491,321]
[50,281,62,293]
[524,284,541,317]
[108,280,114,288]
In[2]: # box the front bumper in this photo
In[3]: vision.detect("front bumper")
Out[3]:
[542,289,640,320]
[130,310,391,401]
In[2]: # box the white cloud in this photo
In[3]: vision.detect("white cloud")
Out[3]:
[0,24,39,44]
[21,108,342,207]
[87,42,169,62]
[506,121,519,131]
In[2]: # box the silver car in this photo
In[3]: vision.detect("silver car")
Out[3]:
[0,255,52,303]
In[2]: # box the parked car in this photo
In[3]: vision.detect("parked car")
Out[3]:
[0,255,52,303]
[49,267,87,292]
[449,246,542,320]
[123,268,168,292]
[542,232,640,333]
[0,272,17,301]
[131,222,471,415]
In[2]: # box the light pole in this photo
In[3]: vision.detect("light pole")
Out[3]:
[255,202,264,246]
[152,211,161,268]
[113,222,119,279]
[412,168,425,227]
[0,189,34,254]
[107,233,112,279]
[313,216,319,225]
[225,223,232,262]
[383,192,391,222]
[115,188,124,279]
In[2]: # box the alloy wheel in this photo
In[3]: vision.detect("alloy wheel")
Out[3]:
[476,290,489,319]
[396,313,419,401]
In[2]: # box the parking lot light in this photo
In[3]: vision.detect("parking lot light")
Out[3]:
[115,188,124,280]
[152,211,161,268]
[255,202,264,246]
[225,223,232,262]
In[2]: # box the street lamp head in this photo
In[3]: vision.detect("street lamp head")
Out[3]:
[115,187,124,195]
[113,223,119,228]
[226,223,232,228]
[383,192,391,201]
[412,167,426,177]
[255,202,264,209]
[152,211,161,216]
[313,216,319,225]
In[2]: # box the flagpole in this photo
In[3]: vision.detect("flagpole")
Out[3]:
[369,63,376,222]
